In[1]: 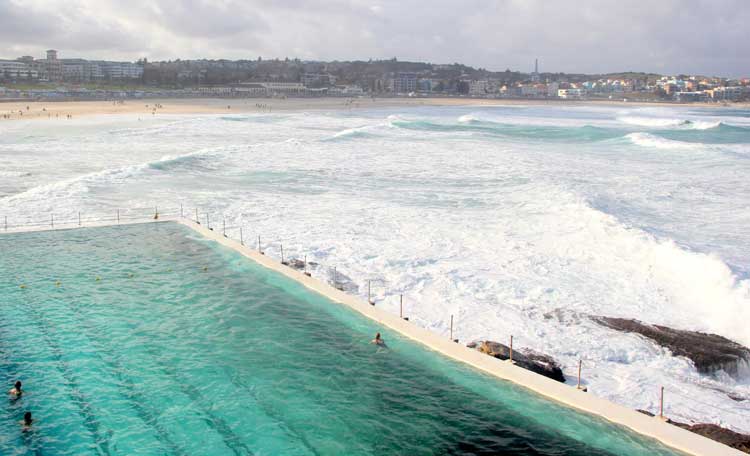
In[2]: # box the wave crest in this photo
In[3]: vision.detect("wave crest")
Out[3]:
[618,116,725,130]
[625,132,702,150]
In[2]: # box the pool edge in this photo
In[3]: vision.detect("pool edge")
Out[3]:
[4,217,741,456]
[176,218,746,456]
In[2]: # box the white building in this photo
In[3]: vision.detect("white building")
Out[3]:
[469,80,490,96]
[0,60,37,79]
[261,82,306,95]
[710,86,746,100]
[546,82,559,97]
[390,73,417,93]
[557,88,584,99]
[232,83,268,96]
[99,61,143,80]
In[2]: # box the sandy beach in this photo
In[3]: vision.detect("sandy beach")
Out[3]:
[1,97,747,121]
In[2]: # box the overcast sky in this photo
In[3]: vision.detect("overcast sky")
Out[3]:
[1,0,748,77]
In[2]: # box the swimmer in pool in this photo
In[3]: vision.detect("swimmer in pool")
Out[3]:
[9,381,22,399]
[21,411,33,432]
[371,332,386,346]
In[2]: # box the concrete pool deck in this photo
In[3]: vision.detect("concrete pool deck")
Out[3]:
[1,217,743,456]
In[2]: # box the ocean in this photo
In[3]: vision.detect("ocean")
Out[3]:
[1,102,748,433]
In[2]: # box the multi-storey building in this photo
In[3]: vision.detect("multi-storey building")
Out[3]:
[390,72,417,93]
[99,61,143,80]
[45,49,63,81]
[0,60,37,79]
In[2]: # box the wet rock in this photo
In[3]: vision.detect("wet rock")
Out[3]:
[679,424,750,453]
[287,259,306,270]
[592,316,750,378]
[477,341,566,383]
[327,268,359,293]
[636,410,750,453]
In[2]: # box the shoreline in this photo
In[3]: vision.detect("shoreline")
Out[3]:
[1,96,748,121]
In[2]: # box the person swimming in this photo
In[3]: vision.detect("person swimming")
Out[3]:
[371,332,386,346]
[21,411,33,432]
[9,381,22,399]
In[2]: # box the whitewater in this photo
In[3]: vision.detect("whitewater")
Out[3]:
[1,103,749,432]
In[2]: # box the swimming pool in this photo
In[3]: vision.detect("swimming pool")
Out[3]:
[0,222,685,455]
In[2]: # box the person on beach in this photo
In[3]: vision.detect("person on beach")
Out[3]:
[21,411,33,432]
[372,332,386,346]
[9,381,23,399]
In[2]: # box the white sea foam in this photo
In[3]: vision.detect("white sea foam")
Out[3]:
[2,107,750,433]
[625,132,702,150]
[618,116,689,128]
[689,120,723,130]
[0,170,31,177]
[458,114,479,123]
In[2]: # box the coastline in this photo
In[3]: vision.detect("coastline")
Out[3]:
[1,96,748,121]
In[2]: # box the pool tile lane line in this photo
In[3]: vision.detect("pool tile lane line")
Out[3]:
[1,217,742,456]
[173,218,743,456]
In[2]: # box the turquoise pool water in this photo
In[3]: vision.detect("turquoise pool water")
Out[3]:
[0,222,685,455]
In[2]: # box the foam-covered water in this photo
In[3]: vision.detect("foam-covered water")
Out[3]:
[1,103,749,433]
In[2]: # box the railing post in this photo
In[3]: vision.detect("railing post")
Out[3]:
[304,255,311,276]
[117,209,120,224]
[222,218,226,237]
[195,208,200,224]
[509,335,513,363]
[368,280,373,305]
[258,236,262,254]
[281,244,287,264]
[154,206,158,220]
[240,227,244,245]
[180,203,183,218]
[399,294,403,318]
[660,386,664,419]
[78,211,81,226]
[51,214,54,228]
[577,360,582,389]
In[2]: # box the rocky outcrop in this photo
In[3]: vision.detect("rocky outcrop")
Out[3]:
[286,259,318,270]
[637,410,750,454]
[474,341,566,383]
[592,316,750,378]
[327,268,358,293]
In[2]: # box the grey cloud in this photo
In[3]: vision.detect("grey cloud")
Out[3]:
[0,0,747,76]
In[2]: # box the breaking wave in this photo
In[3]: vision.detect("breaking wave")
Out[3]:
[625,132,703,150]
[389,117,622,142]
[0,171,32,178]
[618,116,690,128]
[618,116,726,130]
[325,124,383,141]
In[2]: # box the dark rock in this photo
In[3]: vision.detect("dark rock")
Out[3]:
[477,341,566,383]
[287,259,306,270]
[677,424,750,454]
[637,409,750,453]
[592,316,750,378]
[327,268,358,293]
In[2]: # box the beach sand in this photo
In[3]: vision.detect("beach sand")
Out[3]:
[1,97,746,121]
